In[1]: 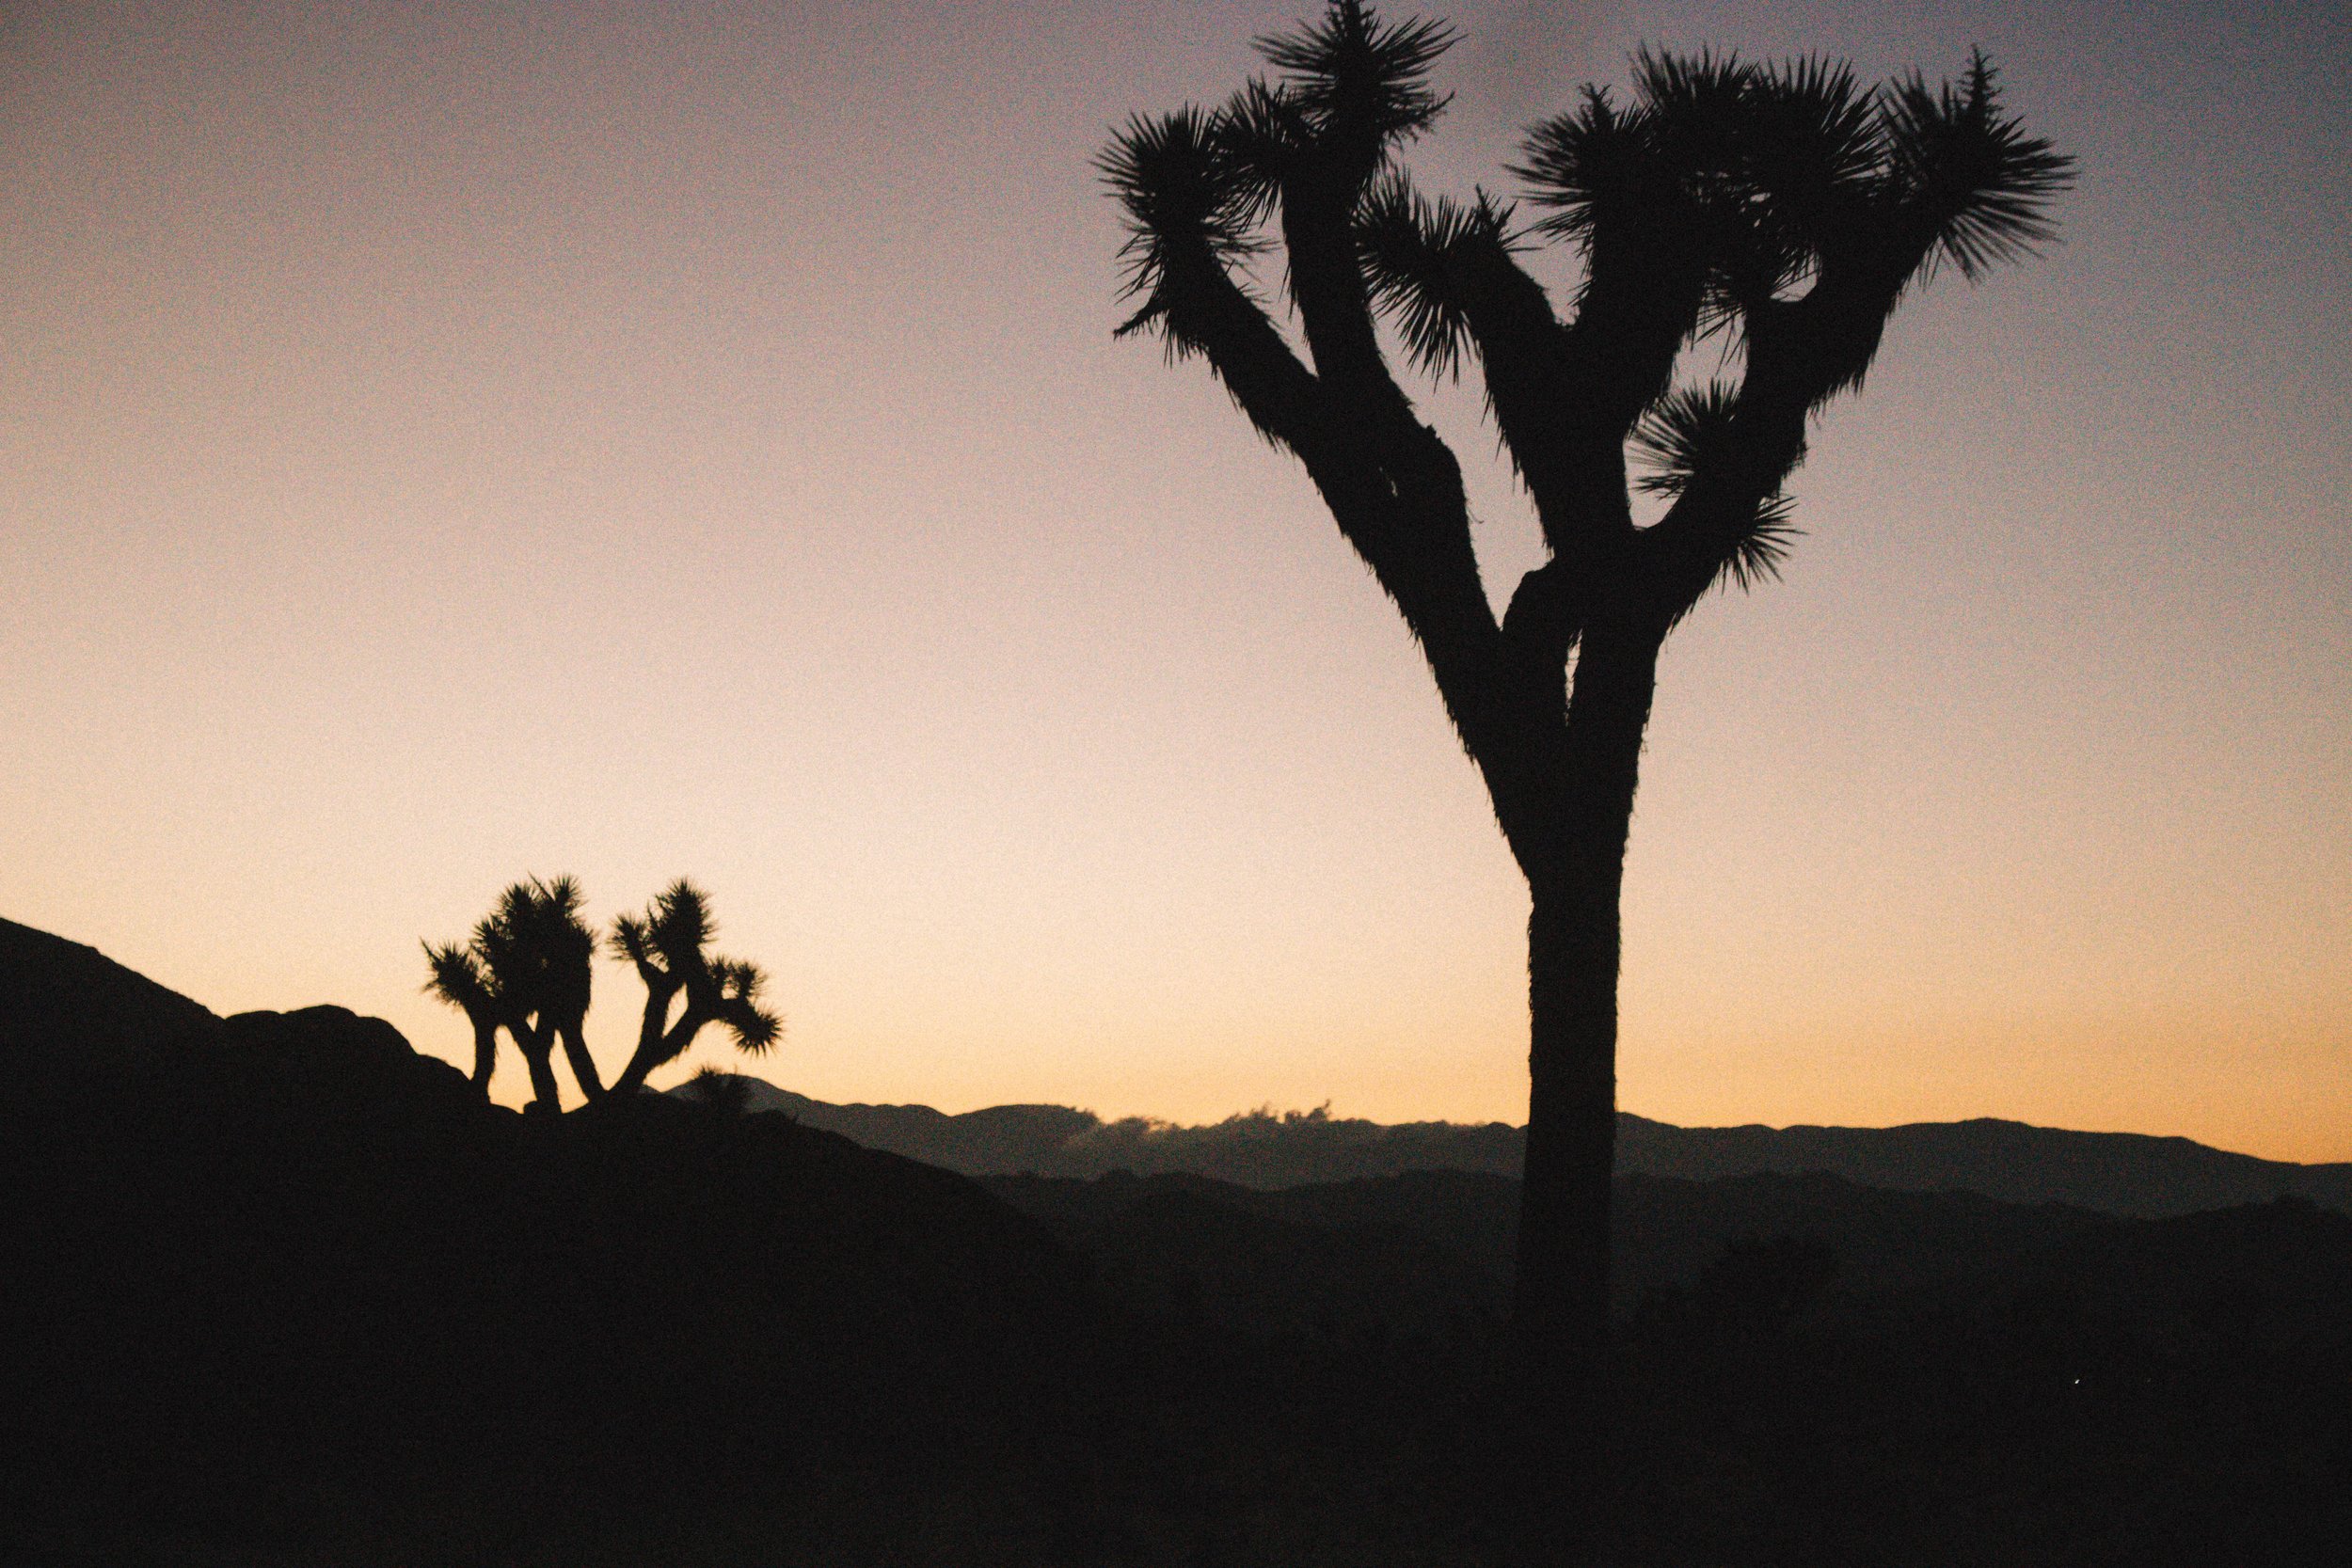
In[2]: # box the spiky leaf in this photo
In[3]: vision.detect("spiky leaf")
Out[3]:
[1880,51,2074,280]
[1102,105,1266,341]
[1358,173,1516,377]
[1253,0,1457,156]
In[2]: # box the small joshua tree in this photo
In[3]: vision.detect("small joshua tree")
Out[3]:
[423,877,603,1112]
[609,879,782,1096]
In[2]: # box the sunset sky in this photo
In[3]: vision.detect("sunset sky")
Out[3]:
[5,0,2345,1160]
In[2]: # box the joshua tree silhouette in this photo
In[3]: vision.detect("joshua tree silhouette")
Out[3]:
[522,876,605,1101]
[423,877,603,1113]
[1104,0,2068,1395]
[421,939,506,1100]
[609,879,781,1096]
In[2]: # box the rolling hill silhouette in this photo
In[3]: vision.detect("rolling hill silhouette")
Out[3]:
[1,914,220,1081]
[974,1165,2133,1333]
[1,917,1083,1548]
[685,1074,2352,1217]
[10,913,2351,1563]
[13,913,2331,1220]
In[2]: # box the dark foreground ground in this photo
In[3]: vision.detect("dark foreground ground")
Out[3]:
[5,926,2348,1565]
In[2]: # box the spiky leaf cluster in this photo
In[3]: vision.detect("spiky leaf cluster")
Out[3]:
[1357,175,1513,378]
[1251,0,1455,158]
[424,879,581,1035]
[424,940,486,1004]
[1881,52,2074,280]
[612,879,713,977]
[1630,385,1800,593]
[1104,1,1459,349]
[1103,106,1266,343]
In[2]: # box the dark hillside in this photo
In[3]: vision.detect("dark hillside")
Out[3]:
[1,1001,1084,1556]
[9,928,2348,1564]
[0,916,219,1083]
[984,1168,2119,1335]
[977,1168,2351,1564]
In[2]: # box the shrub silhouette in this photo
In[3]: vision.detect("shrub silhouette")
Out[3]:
[685,1063,757,1119]
[1103,1,2071,1386]
[610,879,782,1096]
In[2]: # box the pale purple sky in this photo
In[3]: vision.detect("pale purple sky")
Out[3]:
[5,1,2346,1156]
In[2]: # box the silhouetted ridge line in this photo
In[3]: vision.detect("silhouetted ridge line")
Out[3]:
[2,916,221,1093]
[3,945,1085,1538]
[10,912,2352,1561]
[683,1076,2352,1218]
[1617,1113,2352,1219]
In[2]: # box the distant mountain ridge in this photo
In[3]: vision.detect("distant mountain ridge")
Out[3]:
[689,1077,2352,1219]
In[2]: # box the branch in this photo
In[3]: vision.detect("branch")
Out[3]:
[1111,103,1503,685]
[1359,177,1610,552]
[1639,53,2068,618]
[1636,237,1911,614]
[1108,53,1575,864]
[1518,60,1738,439]
[1105,108,1334,458]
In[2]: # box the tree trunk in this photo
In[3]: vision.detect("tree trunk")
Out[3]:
[1514,876,1621,1358]
[469,1021,500,1096]
[1501,618,1662,1562]
[558,1023,604,1101]
[1512,617,1661,1351]
[516,1027,564,1114]
[615,1005,713,1097]
[1499,872,1625,1566]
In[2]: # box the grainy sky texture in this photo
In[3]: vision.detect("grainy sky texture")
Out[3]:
[5,1,2346,1157]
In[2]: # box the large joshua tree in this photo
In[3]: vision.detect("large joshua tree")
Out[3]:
[1104,1,2068,1368]
[609,879,782,1096]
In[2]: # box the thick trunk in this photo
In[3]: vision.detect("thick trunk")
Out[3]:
[469,1021,500,1097]
[614,1008,704,1097]
[510,1020,564,1113]
[1514,879,1621,1354]
[518,1041,563,1113]
[1496,871,1625,1567]
[1511,618,1661,1349]
[612,978,683,1097]
[558,1022,604,1101]
[1497,620,1662,1563]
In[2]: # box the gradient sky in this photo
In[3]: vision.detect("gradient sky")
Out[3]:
[5,1,2345,1159]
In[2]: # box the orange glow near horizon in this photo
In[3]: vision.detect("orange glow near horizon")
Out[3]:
[4,2,2346,1164]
